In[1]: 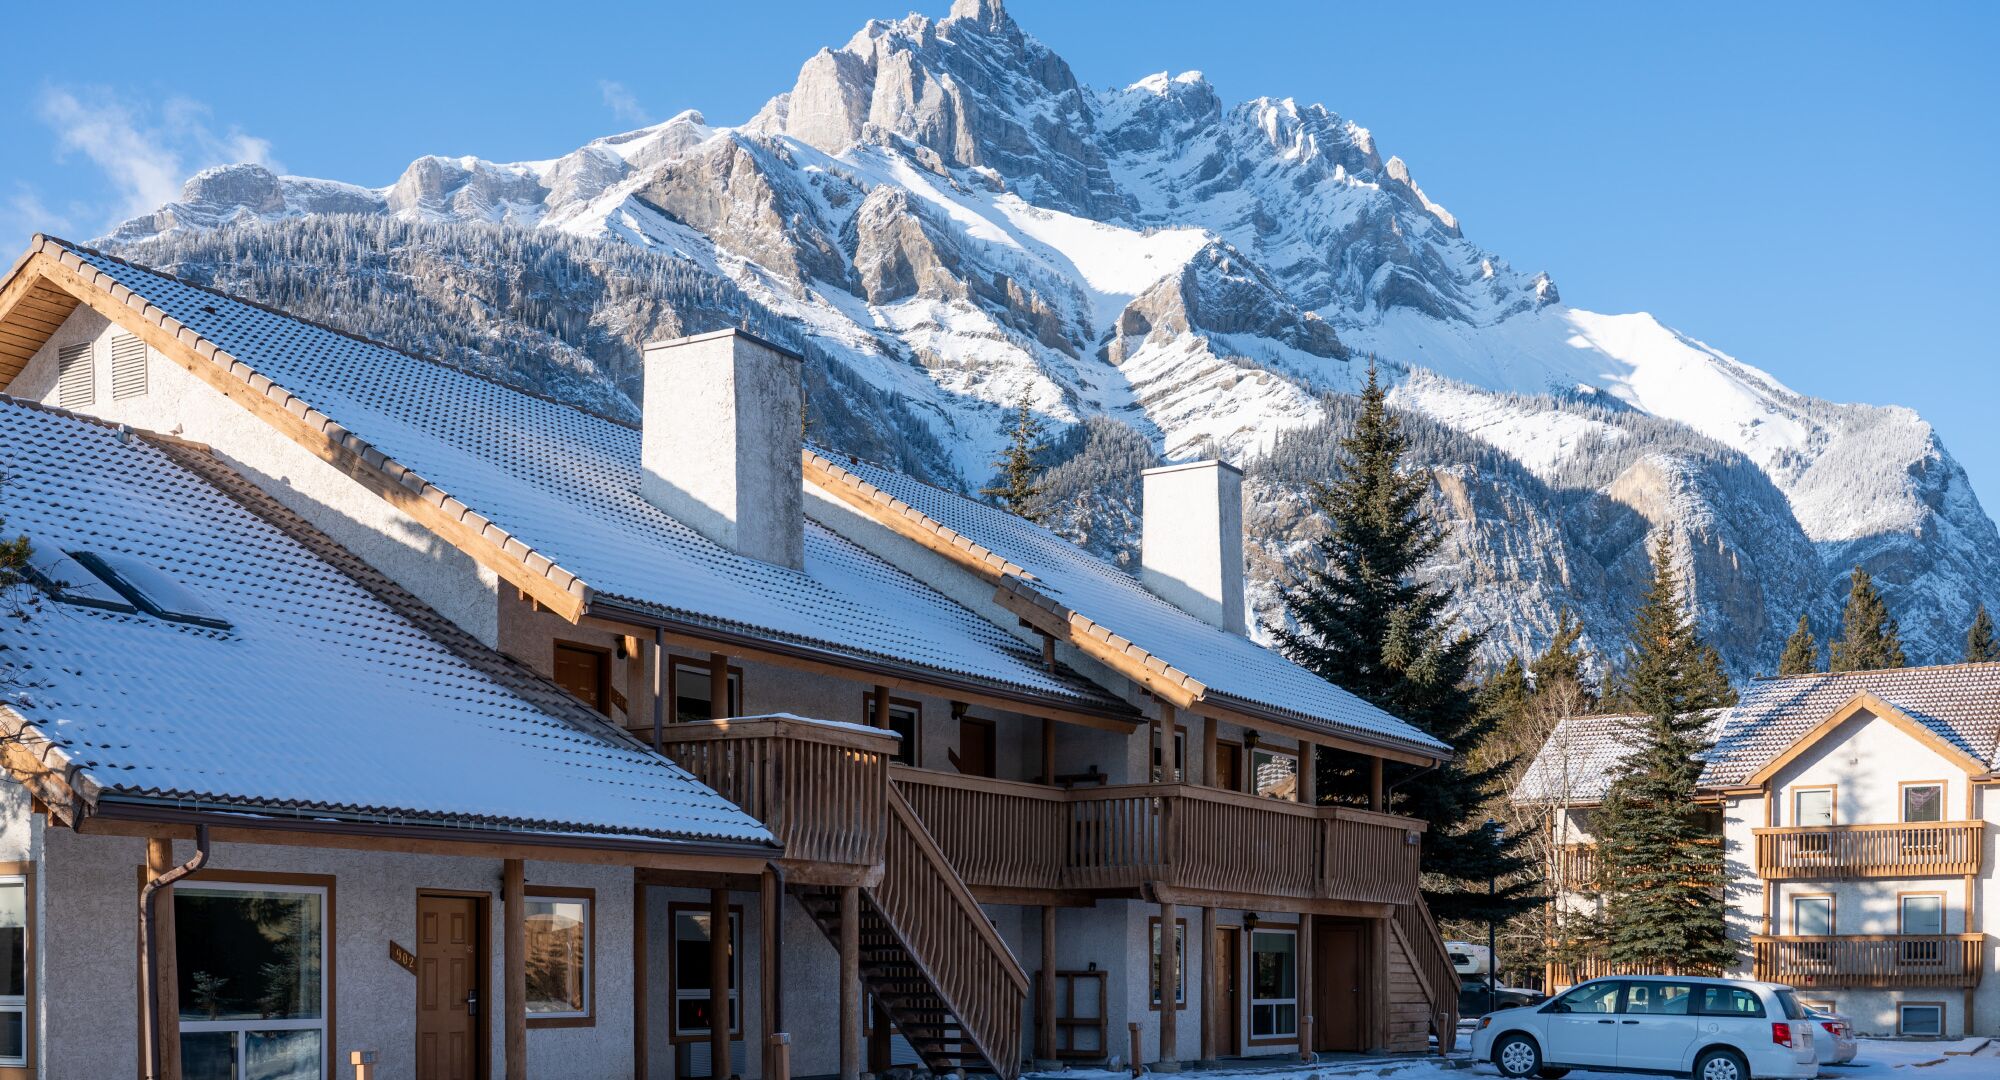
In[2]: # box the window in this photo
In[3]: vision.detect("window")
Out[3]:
[1900,895,1944,935]
[863,692,921,767]
[671,906,741,1040]
[1148,918,1186,1008]
[1151,729,1186,784]
[1902,782,1945,824]
[525,890,592,1025]
[1251,747,1297,801]
[670,657,742,723]
[1793,896,1833,936]
[0,873,28,1071]
[1693,985,1765,1017]
[1550,981,1622,1015]
[1622,982,1693,1015]
[554,643,611,714]
[111,333,148,399]
[1249,929,1297,1038]
[56,341,93,408]
[1898,1003,1944,1037]
[1792,787,1834,827]
[176,881,328,1080]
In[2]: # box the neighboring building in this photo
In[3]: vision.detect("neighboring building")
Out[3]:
[1517,670,2000,1039]
[0,235,1459,1080]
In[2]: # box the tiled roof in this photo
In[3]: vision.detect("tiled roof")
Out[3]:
[0,395,772,846]
[1701,665,2000,787]
[1511,714,1648,804]
[29,238,1126,714]
[812,455,1452,758]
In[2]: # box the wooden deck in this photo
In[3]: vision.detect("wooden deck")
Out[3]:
[1752,821,1984,880]
[1752,934,1986,989]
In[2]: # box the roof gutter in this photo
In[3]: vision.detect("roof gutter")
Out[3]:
[1202,688,1453,765]
[588,596,1141,725]
[89,797,777,861]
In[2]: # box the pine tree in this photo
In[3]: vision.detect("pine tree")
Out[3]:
[1966,605,1999,663]
[1777,615,1819,676]
[1531,608,1597,707]
[1596,533,1737,973]
[1829,566,1905,672]
[1274,364,1537,922]
[980,389,1049,523]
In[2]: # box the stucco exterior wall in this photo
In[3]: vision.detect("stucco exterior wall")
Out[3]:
[13,306,504,647]
[34,827,635,1079]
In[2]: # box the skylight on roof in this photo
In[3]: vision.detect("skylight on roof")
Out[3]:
[68,551,231,630]
[22,547,138,613]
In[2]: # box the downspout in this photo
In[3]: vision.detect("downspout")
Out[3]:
[1384,759,1443,804]
[140,825,211,1080]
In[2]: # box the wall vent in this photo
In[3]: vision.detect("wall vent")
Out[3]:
[110,334,147,400]
[56,342,94,408]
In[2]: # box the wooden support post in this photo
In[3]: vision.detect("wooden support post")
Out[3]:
[651,628,666,752]
[1199,906,1217,1064]
[1200,713,1217,788]
[1299,741,1316,806]
[839,885,861,1080]
[503,858,527,1080]
[1037,905,1058,1062]
[1297,913,1314,1061]
[761,870,781,1073]
[710,888,733,1079]
[1159,701,1177,781]
[1158,899,1178,1068]
[765,1034,791,1080]
[710,652,732,719]
[871,685,890,729]
[146,837,183,1080]
[869,999,891,1074]
[1041,718,1056,785]
[1128,1023,1142,1078]
[1368,756,1385,811]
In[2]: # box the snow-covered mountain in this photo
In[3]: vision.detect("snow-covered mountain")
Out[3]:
[102,0,2000,675]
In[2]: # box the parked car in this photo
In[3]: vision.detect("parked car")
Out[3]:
[1805,1007,1856,1065]
[1471,975,1818,1080]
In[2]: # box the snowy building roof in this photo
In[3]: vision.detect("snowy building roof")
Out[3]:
[1511,714,1648,805]
[808,453,1452,759]
[21,237,1127,717]
[1700,665,2000,788]
[0,395,771,848]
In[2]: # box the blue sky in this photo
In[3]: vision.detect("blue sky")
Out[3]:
[3,1,1996,506]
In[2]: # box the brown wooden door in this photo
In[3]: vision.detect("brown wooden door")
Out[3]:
[1313,921,1365,1052]
[418,895,482,1080]
[1214,742,1243,792]
[956,716,996,778]
[1215,927,1242,1056]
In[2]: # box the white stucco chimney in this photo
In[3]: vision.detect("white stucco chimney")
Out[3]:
[641,329,805,570]
[1140,460,1246,634]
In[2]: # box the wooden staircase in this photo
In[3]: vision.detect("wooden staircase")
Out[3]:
[797,789,1029,1079]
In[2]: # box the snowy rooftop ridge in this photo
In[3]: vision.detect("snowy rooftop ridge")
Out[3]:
[0,394,772,847]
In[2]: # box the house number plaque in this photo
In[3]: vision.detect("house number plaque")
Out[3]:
[389,940,418,975]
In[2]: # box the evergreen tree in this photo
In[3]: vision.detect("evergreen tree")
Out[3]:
[1596,533,1737,973]
[1274,364,1537,922]
[1966,605,1999,663]
[1777,615,1820,677]
[1829,566,1905,672]
[1531,608,1598,707]
[980,389,1049,523]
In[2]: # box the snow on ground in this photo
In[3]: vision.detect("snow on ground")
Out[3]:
[1024,1039,1998,1080]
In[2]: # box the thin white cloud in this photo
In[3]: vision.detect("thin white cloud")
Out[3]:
[599,80,650,126]
[0,186,77,247]
[36,85,280,227]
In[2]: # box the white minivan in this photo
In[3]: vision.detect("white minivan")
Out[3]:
[1471,976,1818,1080]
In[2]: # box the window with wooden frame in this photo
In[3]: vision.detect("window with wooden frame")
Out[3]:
[1150,725,1187,784]
[862,691,921,767]
[668,657,742,723]
[1248,926,1298,1041]
[1790,785,1836,858]
[1897,1002,1944,1037]
[524,887,593,1027]
[1791,895,1834,970]
[1901,780,1946,824]
[669,903,741,1042]
[1897,893,1946,967]
[1250,744,1299,802]
[175,875,332,1080]
[1147,916,1187,1009]
[553,641,611,715]
[0,865,32,1077]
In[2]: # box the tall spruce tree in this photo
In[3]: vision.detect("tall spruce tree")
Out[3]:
[1829,566,1905,672]
[980,389,1049,523]
[1532,608,1597,706]
[1596,533,1737,972]
[1966,605,1999,663]
[1274,364,1537,922]
[1778,615,1820,676]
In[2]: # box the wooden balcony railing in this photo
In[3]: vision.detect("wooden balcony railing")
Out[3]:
[892,768,1421,906]
[1555,843,1600,892]
[660,715,897,880]
[1753,821,1984,880]
[1393,890,1460,1036]
[1752,934,1986,989]
[1542,956,1718,993]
